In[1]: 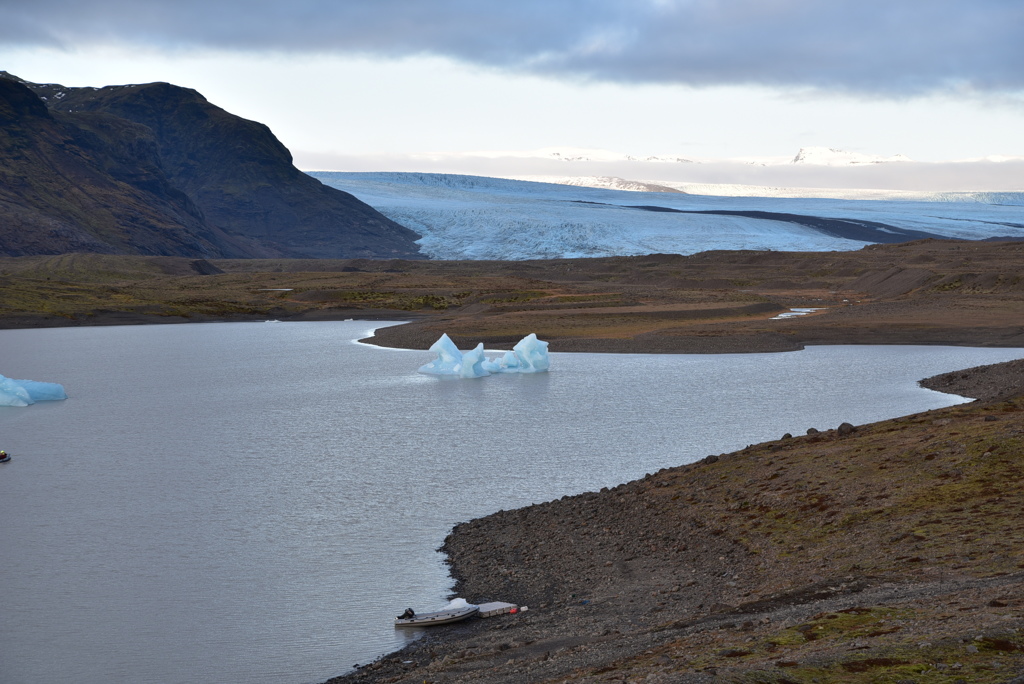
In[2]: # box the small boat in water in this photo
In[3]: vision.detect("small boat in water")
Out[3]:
[394,601,479,627]
[0,452,10,463]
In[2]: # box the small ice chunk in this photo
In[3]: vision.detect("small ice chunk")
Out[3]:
[511,333,549,373]
[17,379,68,402]
[457,343,491,378]
[418,333,463,375]
[0,374,67,407]
[482,350,521,373]
[0,376,32,406]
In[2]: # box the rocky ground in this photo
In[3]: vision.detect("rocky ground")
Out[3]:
[326,361,1024,684]
[921,358,1024,402]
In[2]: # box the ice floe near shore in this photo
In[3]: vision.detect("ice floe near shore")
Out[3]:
[419,334,550,378]
[0,374,67,407]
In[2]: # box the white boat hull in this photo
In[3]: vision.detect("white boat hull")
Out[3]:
[394,605,478,627]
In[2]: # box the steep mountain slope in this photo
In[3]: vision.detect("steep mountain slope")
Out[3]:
[0,73,422,259]
[0,78,234,257]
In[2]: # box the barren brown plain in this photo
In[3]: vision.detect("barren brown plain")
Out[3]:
[2,239,1023,356]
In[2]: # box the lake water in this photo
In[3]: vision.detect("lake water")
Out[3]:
[2,321,1023,684]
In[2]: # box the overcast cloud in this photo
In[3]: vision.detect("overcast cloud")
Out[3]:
[2,0,1022,96]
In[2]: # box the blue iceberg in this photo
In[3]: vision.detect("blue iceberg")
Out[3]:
[482,333,550,373]
[458,343,491,379]
[0,373,68,407]
[419,333,550,378]
[417,333,465,375]
[512,333,550,373]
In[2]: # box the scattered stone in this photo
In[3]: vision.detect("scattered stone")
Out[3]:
[838,422,855,435]
[807,428,819,435]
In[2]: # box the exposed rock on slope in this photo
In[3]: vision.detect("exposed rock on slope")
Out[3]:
[0,73,422,259]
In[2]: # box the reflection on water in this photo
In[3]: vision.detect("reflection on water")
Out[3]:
[1,321,1022,684]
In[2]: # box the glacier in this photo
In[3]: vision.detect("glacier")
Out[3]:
[419,333,550,378]
[310,171,1024,261]
[0,374,67,407]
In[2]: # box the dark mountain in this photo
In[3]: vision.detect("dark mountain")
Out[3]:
[0,73,422,259]
[0,77,231,257]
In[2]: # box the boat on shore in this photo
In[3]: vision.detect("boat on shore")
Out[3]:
[394,603,478,627]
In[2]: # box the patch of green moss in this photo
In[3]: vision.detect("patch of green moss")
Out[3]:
[398,294,450,310]
[767,607,908,647]
[481,290,547,304]
[933,278,963,292]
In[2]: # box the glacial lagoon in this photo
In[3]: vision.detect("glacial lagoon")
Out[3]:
[2,320,1023,684]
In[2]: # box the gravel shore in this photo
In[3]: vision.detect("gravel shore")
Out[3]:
[920,357,1024,401]
[326,358,1024,684]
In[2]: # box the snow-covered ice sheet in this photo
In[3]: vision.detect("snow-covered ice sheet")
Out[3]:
[311,172,1024,261]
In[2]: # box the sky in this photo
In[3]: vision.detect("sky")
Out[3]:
[2,0,1023,188]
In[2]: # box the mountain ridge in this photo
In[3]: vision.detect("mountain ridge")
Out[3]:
[0,72,422,259]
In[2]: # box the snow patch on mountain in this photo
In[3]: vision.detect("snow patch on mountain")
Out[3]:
[445,146,912,167]
[466,147,698,164]
[509,177,1024,204]
[519,176,686,193]
[791,147,913,166]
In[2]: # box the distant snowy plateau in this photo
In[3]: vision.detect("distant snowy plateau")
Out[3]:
[311,172,1024,261]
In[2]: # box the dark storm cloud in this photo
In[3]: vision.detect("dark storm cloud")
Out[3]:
[4,0,1022,95]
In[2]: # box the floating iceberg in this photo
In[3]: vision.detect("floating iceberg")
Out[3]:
[458,343,490,378]
[482,350,521,374]
[482,333,550,373]
[417,333,465,375]
[513,333,550,372]
[419,333,550,378]
[0,374,68,407]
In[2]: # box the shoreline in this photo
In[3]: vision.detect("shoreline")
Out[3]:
[7,309,1023,357]
[0,308,422,331]
[322,356,1024,684]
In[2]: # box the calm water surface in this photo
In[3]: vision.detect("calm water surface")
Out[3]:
[1,321,1023,684]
